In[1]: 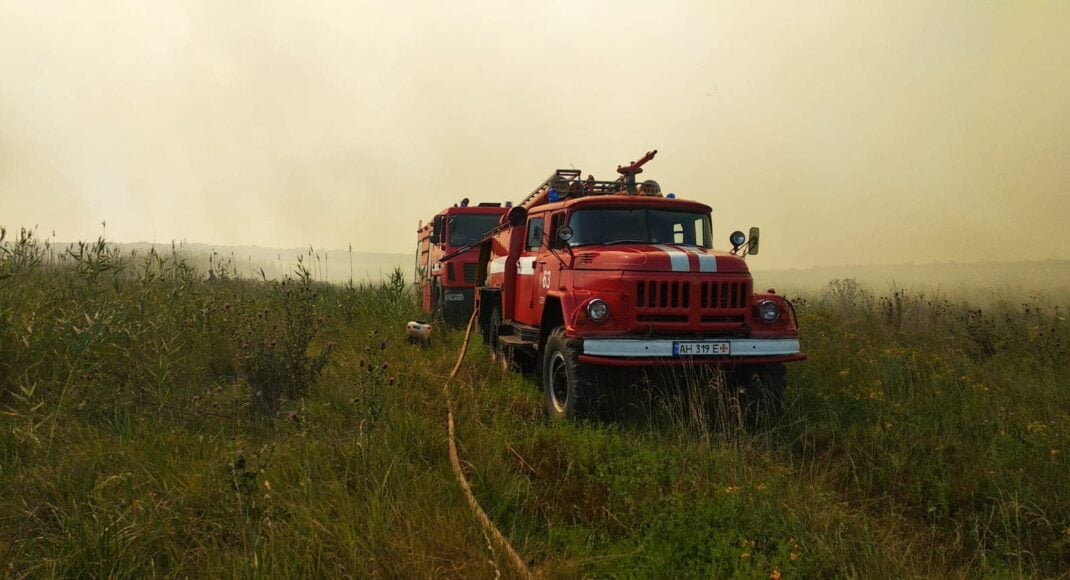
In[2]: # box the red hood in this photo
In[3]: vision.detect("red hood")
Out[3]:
[570,244,749,274]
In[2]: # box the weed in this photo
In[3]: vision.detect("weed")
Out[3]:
[236,279,333,415]
[1,237,1067,577]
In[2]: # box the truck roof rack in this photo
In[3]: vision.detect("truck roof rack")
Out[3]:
[517,150,658,210]
[517,170,631,208]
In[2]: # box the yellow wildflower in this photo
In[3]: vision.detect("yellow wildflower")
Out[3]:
[770,569,782,580]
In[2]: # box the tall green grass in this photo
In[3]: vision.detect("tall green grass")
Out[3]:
[781,279,1070,575]
[1,230,1067,577]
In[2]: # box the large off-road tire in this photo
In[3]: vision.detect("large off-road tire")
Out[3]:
[541,327,600,421]
[487,307,510,372]
[431,281,443,318]
[736,364,786,422]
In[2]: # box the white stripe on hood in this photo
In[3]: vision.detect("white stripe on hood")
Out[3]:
[689,248,717,273]
[652,244,691,272]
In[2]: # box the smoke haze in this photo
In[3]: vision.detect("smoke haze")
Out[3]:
[2,1,1068,269]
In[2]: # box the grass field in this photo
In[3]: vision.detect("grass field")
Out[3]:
[2,229,1068,578]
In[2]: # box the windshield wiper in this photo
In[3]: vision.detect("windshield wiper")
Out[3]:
[601,239,647,246]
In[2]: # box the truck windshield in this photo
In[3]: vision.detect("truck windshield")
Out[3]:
[568,208,713,249]
[448,214,501,247]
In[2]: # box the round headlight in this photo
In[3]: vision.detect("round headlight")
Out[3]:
[757,300,781,324]
[730,230,747,249]
[586,299,609,322]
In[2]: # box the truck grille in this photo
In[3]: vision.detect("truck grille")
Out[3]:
[636,280,691,309]
[462,263,477,284]
[634,278,751,329]
[698,280,750,310]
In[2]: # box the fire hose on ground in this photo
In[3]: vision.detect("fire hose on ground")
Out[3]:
[443,309,532,579]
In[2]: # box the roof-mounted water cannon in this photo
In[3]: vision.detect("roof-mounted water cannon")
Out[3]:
[616,149,658,195]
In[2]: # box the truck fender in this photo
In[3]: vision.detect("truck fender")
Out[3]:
[537,291,581,352]
[545,291,585,335]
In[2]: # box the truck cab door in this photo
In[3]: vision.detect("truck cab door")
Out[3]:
[513,215,544,325]
[531,211,564,324]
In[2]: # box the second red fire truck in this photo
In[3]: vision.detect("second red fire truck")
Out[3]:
[465,151,806,420]
[415,200,508,326]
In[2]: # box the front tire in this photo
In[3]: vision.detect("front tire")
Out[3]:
[541,327,600,421]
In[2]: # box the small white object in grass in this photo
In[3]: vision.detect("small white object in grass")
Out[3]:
[406,321,433,346]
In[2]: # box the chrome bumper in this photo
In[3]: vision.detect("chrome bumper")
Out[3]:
[582,338,801,358]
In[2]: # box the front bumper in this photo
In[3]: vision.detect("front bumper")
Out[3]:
[440,288,475,327]
[579,337,805,367]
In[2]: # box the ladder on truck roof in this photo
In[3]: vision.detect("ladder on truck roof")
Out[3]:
[516,169,631,209]
[516,150,658,209]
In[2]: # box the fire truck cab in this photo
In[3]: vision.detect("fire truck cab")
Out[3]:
[476,153,805,420]
[416,201,508,326]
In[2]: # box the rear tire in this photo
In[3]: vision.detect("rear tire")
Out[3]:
[541,327,600,421]
[487,307,510,372]
[430,281,442,318]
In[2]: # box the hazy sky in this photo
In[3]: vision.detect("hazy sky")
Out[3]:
[1,1,1067,269]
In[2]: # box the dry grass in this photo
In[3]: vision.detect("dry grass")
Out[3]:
[1,229,1067,577]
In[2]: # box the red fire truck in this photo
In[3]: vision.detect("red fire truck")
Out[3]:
[473,151,805,420]
[415,201,508,326]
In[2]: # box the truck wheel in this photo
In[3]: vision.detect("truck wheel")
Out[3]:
[431,281,442,317]
[738,365,786,421]
[542,327,598,421]
[487,307,509,372]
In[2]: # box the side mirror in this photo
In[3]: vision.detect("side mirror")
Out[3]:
[507,205,527,227]
[557,225,574,244]
[431,215,444,244]
[747,227,760,255]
